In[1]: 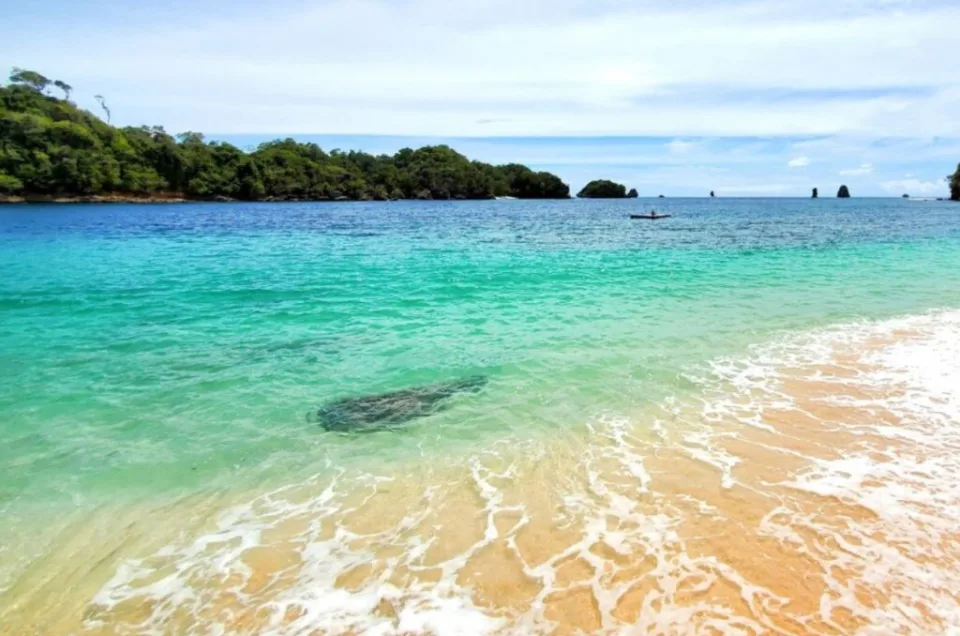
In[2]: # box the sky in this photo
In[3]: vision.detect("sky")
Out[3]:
[3,0,959,196]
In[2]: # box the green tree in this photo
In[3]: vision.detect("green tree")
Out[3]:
[10,68,51,93]
[0,70,571,202]
[577,179,628,198]
[0,173,23,193]
[94,95,111,123]
[948,164,959,202]
[53,80,72,101]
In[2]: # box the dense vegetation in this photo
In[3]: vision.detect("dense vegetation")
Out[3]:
[577,179,633,198]
[837,185,851,198]
[0,70,570,201]
[949,164,960,201]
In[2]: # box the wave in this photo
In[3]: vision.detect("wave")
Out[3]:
[7,310,960,634]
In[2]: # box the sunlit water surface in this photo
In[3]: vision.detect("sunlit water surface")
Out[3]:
[2,198,960,634]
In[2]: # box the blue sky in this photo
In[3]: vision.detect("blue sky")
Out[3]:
[3,0,959,196]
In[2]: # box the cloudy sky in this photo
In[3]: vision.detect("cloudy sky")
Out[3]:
[3,0,959,195]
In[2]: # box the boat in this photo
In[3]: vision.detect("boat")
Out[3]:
[630,213,671,220]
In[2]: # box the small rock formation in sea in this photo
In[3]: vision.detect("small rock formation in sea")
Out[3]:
[903,194,910,198]
[314,376,489,432]
[838,185,851,198]
[658,194,665,198]
[710,191,715,198]
[812,188,818,199]
[577,180,629,198]
[627,188,639,199]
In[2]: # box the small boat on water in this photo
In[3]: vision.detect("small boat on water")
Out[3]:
[630,212,671,220]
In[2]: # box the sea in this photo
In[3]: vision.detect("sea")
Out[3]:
[1,197,959,635]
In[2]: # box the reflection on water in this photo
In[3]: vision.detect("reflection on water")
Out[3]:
[4,310,960,634]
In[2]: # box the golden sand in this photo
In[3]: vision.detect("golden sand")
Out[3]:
[2,325,958,635]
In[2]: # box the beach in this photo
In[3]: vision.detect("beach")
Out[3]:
[2,198,960,634]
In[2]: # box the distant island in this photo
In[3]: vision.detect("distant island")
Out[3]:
[5,69,958,205]
[577,180,638,199]
[0,69,570,203]
[838,185,851,198]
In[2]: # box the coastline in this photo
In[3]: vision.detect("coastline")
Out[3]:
[0,194,572,205]
[2,193,951,205]
[0,193,190,205]
[4,309,960,634]
[3,198,960,634]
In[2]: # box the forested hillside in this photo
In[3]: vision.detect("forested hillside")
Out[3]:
[0,69,570,201]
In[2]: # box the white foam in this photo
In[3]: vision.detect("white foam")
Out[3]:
[700,308,960,632]
[82,309,960,634]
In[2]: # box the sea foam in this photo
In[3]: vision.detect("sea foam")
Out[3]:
[78,310,960,634]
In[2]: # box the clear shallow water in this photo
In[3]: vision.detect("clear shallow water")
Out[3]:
[2,198,960,633]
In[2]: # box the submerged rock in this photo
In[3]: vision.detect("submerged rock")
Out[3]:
[315,376,488,432]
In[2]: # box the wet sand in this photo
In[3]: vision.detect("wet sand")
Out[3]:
[3,312,960,634]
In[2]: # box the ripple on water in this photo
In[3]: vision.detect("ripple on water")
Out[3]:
[2,310,959,634]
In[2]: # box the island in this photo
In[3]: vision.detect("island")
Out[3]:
[0,69,570,203]
[838,185,851,198]
[950,163,960,201]
[812,188,818,199]
[577,179,631,198]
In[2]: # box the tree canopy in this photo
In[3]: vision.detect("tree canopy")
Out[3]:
[577,179,630,198]
[949,164,959,201]
[9,68,52,94]
[0,69,570,201]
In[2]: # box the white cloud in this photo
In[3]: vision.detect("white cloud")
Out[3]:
[880,179,944,195]
[666,140,698,154]
[2,0,959,136]
[4,0,959,195]
[839,162,875,175]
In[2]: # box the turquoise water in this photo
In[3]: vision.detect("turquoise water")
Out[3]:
[1,197,959,513]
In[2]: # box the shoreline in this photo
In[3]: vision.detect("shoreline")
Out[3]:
[1,194,952,205]
[0,194,574,205]
[0,193,190,205]
[4,310,960,634]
